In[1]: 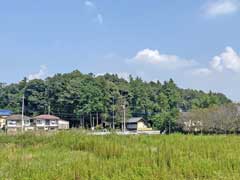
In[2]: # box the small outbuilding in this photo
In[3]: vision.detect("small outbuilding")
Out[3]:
[126,117,150,131]
[58,119,70,130]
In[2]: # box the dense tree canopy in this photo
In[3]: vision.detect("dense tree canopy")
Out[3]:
[0,70,231,130]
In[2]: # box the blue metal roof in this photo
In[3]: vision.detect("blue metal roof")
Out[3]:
[0,110,12,116]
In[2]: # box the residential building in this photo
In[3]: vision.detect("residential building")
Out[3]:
[0,109,12,129]
[34,114,60,131]
[126,117,151,131]
[6,114,33,132]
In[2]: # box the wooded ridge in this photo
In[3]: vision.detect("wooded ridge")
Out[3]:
[0,70,231,131]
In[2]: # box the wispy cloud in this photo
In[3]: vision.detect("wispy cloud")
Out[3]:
[192,68,212,76]
[84,1,103,25]
[84,0,95,8]
[28,65,48,81]
[97,13,103,24]
[203,0,240,17]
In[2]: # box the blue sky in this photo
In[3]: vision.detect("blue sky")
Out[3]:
[1,0,240,101]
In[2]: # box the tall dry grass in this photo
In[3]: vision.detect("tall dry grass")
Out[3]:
[0,131,240,179]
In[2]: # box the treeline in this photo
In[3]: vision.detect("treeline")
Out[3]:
[0,70,231,130]
[178,104,240,134]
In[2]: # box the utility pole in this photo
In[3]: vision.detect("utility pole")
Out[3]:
[169,119,171,134]
[21,94,25,133]
[48,104,51,115]
[46,81,50,115]
[120,90,128,134]
[83,116,85,128]
[123,103,126,133]
[90,113,92,129]
[96,112,99,127]
[112,97,115,129]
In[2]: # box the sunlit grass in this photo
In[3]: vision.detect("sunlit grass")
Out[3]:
[0,132,240,179]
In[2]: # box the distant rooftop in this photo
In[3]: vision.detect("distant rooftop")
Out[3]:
[0,110,12,116]
[127,117,144,123]
[6,114,30,121]
[34,114,60,120]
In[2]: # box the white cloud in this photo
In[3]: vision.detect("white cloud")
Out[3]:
[129,47,240,76]
[191,47,240,77]
[210,56,224,71]
[210,46,240,72]
[85,1,95,8]
[130,48,196,69]
[97,13,103,24]
[203,0,240,17]
[28,65,48,81]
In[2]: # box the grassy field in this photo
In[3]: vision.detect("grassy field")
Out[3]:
[0,132,240,180]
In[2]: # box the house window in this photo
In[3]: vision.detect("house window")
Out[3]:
[50,120,57,125]
[8,120,16,126]
[37,120,45,125]
[24,120,30,125]
[45,121,50,125]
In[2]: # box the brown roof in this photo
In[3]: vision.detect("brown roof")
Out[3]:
[6,114,31,121]
[34,114,60,120]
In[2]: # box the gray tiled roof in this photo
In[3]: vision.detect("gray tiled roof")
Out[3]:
[34,114,60,120]
[6,114,31,121]
[127,117,144,123]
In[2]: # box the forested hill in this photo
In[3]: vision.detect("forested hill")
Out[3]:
[0,70,231,129]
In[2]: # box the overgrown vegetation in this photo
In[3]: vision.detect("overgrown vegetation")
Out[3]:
[0,131,240,179]
[0,71,231,130]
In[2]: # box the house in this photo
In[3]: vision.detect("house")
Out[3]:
[179,112,203,133]
[0,109,12,129]
[126,117,151,131]
[58,119,69,130]
[6,114,33,132]
[34,115,60,131]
